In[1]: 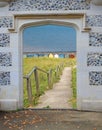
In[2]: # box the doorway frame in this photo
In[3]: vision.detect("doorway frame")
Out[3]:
[9,13,91,109]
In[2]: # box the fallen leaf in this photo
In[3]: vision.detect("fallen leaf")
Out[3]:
[22,121,26,125]
[24,111,28,114]
[4,116,7,119]
[93,128,97,130]
[77,126,80,129]
[3,120,9,125]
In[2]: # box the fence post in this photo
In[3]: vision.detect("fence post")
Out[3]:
[26,77,33,105]
[48,69,52,88]
[56,66,59,77]
[34,67,39,96]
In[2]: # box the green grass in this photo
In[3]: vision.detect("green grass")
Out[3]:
[71,67,77,109]
[23,57,76,108]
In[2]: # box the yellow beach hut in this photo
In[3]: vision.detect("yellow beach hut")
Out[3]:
[49,53,54,58]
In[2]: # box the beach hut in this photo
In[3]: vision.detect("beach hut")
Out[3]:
[54,54,59,58]
[49,53,54,58]
[59,54,65,58]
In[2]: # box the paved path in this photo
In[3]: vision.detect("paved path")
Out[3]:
[35,67,72,109]
[0,109,102,130]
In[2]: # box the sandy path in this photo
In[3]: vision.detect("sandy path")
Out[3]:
[35,67,72,109]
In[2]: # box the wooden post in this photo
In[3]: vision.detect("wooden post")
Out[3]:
[48,69,52,88]
[55,70,57,77]
[56,66,59,77]
[26,77,33,105]
[48,73,50,88]
[34,68,39,96]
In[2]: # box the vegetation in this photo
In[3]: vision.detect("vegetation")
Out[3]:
[23,57,76,75]
[23,57,76,108]
[71,67,77,109]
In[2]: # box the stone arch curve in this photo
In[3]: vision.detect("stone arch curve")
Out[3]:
[19,19,79,32]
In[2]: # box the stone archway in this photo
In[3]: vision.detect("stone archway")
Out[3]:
[0,10,101,111]
[2,12,101,111]
[0,0,102,112]
[10,13,89,110]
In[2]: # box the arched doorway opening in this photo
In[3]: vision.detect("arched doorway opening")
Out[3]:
[16,13,88,110]
[22,24,77,108]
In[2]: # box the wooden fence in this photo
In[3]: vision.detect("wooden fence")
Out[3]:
[23,63,64,105]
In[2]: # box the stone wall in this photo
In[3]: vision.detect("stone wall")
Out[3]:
[0,0,102,111]
[9,0,90,11]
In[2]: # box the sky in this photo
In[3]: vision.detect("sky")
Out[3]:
[23,25,76,52]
